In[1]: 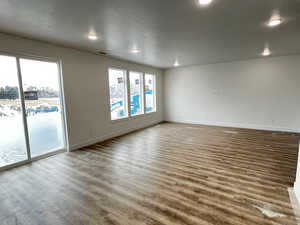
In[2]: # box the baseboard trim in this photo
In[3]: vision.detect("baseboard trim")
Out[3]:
[70,121,162,151]
[164,119,300,133]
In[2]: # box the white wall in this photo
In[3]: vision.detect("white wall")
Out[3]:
[164,55,300,132]
[0,33,164,150]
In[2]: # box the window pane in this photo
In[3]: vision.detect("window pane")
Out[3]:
[0,55,28,167]
[20,58,65,157]
[129,72,143,116]
[145,74,156,113]
[109,68,128,120]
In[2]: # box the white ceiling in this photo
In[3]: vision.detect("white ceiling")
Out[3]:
[0,0,299,68]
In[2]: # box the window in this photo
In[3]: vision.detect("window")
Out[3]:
[108,68,156,120]
[129,71,143,116]
[145,74,156,113]
[108,68,128,120]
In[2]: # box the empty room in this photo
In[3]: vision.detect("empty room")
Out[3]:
[1,0,300,224]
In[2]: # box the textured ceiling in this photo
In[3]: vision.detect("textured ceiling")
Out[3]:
[0,0,300,68]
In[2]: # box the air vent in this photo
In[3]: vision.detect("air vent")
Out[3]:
[98,51,107,55]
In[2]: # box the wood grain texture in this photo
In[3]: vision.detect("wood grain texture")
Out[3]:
[0,122,300,225]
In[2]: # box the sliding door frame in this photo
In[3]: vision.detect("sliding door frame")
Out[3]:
[16,57,32,161]
[0,51,68,172]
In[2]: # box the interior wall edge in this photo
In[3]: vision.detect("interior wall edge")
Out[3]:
[169,52,300,70]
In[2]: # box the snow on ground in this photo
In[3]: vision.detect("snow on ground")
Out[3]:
[0,112,64,167]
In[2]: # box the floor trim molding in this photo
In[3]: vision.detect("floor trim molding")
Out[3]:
[165,119,300,133]
[70,121,162,151]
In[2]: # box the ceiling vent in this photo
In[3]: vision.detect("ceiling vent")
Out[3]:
[97,51,108,56]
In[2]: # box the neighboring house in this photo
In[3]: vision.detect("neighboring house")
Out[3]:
[24,91,38,100]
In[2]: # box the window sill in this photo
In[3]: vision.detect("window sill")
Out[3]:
[110,111,157,123]
[145,111,157,115]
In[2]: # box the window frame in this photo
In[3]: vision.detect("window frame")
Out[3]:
[108,67,156,121]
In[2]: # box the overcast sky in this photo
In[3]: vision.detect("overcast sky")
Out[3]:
[0,55,60,90]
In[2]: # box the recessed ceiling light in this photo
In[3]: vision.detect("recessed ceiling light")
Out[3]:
[131,48,140,54]
[198,0,212,6]
[174,61,180,67]
[88,34,98,40]
[262,47,271,56]
[267,10,283,27]
[268,18,282,27]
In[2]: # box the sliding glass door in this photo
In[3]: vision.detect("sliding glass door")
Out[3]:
[0,54,66,169]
